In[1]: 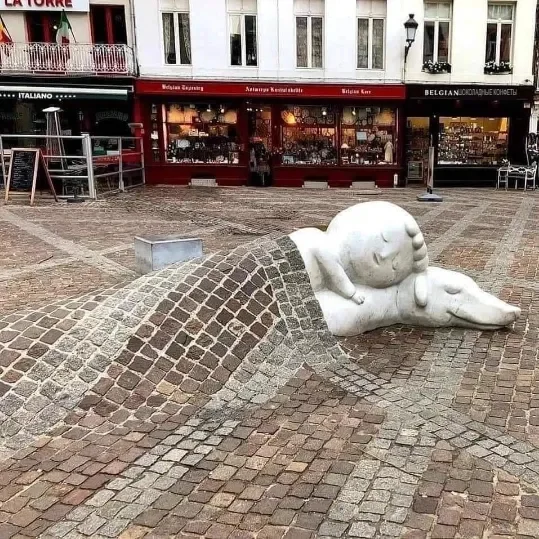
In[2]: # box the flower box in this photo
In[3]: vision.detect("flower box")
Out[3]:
[422,61,452,74]
[484,61,512,74]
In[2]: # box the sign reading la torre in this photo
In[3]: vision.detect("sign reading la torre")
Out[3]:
[2,0,89,10]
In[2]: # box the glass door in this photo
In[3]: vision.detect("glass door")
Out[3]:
[405,117,430,183]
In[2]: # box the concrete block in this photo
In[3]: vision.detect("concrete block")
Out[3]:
[134,235,203,274]
[351,181,376,190]
[190,178,217,187]
[303,180,328,189]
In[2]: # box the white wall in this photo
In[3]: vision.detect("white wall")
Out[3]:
[133,0,536,86]
[404,0,536,85]
[0,0,134,47]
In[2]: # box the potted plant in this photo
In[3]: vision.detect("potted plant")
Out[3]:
[422,60,452,74]
[484,61,512,74]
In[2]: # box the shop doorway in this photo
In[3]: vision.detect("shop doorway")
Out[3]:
[405,117,430,184]
[247,105,272,186]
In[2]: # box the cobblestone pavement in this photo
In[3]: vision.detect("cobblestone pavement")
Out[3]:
[1,186,539,538]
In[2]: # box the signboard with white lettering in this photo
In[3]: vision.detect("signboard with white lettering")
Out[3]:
[1,0,89,11]
[407,84,533,101]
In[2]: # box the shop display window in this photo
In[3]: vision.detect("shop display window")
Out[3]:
[150,104,160,162]
[281,105,337,165]
[438,117,509,165]
[340,106,396,165]
[163,103,240,164]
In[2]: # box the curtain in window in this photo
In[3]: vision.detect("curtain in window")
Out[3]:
[437,21,449,63]
[245,15,257,66]
[296,17,308,67]
[500,23,511,62]
[178,13,191,64]
[485,22,497,62]
[357,18,369,68]
[424,3,438,18]
[162,12,176,64]
[423,21,435,62]
[311,17,323,68]
[230,14,242,65]
[488,3,513,20]
[372,19,384,69]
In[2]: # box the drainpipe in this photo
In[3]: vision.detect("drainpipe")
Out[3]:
[129,0,140,77]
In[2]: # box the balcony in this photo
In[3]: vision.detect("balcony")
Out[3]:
[0,42,136,77]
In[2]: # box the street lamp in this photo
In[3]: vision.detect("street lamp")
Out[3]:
[404,14,418,63]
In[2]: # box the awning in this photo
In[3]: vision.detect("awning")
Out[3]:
[0,85,131,101]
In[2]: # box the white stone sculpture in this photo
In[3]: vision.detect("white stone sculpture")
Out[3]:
[290,201,521,336]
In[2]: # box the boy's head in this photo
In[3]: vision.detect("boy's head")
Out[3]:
[345,214,429,289]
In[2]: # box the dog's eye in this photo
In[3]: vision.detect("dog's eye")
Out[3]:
[445,284,461,295]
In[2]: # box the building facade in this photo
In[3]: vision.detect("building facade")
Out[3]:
[0,0,136,146]
[132,0,537,188]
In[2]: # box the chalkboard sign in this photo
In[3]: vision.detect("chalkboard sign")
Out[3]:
[5,148,57,206]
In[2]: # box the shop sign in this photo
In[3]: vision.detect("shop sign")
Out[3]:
[95,111,129,123]
[18,92,54,99]
[137,80,406,100]
[408,84,533,100]
[1,0,89,11]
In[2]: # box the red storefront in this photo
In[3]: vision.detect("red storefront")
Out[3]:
[135,79,406,187]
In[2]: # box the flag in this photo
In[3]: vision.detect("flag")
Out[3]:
[0,15,13,57]
[0,18,12,44]
[56,10,72,45]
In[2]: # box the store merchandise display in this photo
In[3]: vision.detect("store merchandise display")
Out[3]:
[164,104,240,164]
[438,117,509,165]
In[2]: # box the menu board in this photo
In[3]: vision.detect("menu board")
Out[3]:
[4,148,57,205]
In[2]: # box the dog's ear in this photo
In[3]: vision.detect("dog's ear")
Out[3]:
[414,273,428,308]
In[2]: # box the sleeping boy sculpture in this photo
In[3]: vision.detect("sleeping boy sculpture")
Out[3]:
[290,201,520,336]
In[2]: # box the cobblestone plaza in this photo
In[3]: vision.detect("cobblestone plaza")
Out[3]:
[1,186,539,539]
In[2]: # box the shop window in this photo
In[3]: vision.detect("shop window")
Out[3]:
[281,105,337,165]
[161,0,191,65]
[340,107,396,165]
[150,104,160,162]
[438,117,509,166]
[163,103,240,164]
[228,0,257,66]
[295,0,324,68]
[423,2,451,64]
[485,3,513,64]
[356,0,386,69]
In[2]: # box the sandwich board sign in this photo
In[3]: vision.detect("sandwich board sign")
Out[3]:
[4,148,58,206]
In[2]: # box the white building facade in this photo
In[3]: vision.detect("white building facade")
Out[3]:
[132,0,537,188]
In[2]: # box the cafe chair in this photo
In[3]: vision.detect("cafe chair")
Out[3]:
[512,162,537,191]
[496,162,511,190]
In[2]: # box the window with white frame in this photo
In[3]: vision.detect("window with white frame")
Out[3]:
[161,0,191,65]
[294,0,324,68]
[228,0,257,66]
[356,0,386,69]
[423,2,451,64]
[485,3,514,64]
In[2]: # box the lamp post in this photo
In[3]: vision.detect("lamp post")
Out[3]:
[404,14,418,63]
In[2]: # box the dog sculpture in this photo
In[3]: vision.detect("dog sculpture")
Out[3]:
[316,267,521,336]
[291,202,520,336]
